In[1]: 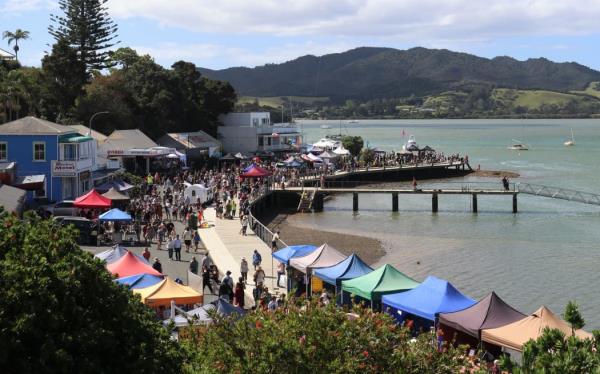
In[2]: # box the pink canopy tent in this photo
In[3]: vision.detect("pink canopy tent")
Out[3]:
[241,164,271,179]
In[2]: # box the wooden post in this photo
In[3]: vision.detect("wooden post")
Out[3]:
[472,193,478,213]
[353,192,359,212]
[513,193,518,213]
[432,193,438,213]
[392,192,398,212]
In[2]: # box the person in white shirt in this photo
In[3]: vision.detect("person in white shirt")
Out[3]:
[183,228,193,252]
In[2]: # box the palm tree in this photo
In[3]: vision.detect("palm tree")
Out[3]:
[2,29,30,61]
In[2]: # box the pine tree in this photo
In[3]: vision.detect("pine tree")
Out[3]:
[48,0,119,71]
[563,300,585,333]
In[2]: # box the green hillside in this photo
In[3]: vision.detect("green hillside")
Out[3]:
[571,81,600,99]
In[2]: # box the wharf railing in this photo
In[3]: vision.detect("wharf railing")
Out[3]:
[517,183,600,206]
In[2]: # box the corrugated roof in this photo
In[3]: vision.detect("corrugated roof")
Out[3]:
[0,48,15,59]
[69,125,108,142]
[0,184,26,215]
[105,129,157,150]
[0,117,76,135]
[158,131,220,149]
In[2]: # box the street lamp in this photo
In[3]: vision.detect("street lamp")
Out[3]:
[88,111,110,136]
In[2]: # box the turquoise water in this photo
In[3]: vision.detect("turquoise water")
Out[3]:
[292,119,600,328]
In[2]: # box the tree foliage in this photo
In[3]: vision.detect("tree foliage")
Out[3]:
[342,135,364,157]
[182,301,474,374]
[2,29,30,60]
[49,0,119,70]
[563,301,586,331]
[0,210,184,373]
[517,328,600,374]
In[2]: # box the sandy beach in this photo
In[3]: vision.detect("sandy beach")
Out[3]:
[261,210,386,266]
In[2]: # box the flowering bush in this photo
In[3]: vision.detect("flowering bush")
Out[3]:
[182,299,475,373]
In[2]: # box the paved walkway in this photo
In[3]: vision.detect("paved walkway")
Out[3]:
[200,207,281,308]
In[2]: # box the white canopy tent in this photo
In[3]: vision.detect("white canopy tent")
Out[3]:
[184,183,211,203]
[333,146,351,156]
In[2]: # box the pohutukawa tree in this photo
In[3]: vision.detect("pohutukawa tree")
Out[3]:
[49,0,119,71]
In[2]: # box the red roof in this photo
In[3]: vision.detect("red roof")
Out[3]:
[241,164,271,178]
[74,189,112,208]
[106,251,163,278]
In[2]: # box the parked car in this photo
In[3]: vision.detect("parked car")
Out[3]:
[44,200,78,217]
[53,216,95,245]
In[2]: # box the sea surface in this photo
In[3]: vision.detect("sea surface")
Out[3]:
[291,119,600,328]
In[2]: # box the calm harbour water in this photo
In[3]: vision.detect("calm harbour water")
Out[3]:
[291,119,600,328]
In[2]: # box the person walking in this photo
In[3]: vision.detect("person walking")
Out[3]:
[173,234,182,261]
[142,247,151,262]
[240,214,249,236]
[234,279,245,309]
[253,266,266,286]
[202,266,214,294]
[276,262,286,288]
[152,258,162,273]
[271,230,280,251]
[167,236,174,261]
[252,249,262,270]
[240,257,249,282]
[183,227,192,252]
[222,270,235,301]
[193,230,201,251]
[189,256,198,274]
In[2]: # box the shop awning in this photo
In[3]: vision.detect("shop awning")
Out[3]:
[272,245,318,265]
[13,174,45,191]
[313,253,373,286]
[134,277,202,307]
[74,189,112,208]
[382,276,475,321]
[342,264,419,302]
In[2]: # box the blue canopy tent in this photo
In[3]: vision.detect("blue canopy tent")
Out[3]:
[313,253,372,287]
[99,208,132,222]
[116,273,164,289]
[272,245,317,265]
[313,253,373,304]
[382,275,475,329]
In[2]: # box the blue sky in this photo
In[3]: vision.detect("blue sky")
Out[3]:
[2,0,600,71]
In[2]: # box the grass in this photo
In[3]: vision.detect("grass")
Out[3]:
[238,96,330,108]
[492,88,588,109]
[571,82,600,99]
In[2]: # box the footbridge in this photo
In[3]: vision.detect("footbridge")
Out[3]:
[275,181,600,213]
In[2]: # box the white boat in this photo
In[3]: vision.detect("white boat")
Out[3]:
[507,140,529,151]
[402,135,419,152]
[320,124,331,129]
[564,128,575,146]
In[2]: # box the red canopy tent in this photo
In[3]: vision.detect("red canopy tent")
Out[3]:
[74,189,112,208]
[241,164,271,179]
[107,251,163,278]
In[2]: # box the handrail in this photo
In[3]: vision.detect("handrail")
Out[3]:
[517,183,600,206]
[247,191,289,250]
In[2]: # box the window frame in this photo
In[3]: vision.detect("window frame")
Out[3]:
[0,141,7,161]
[33,141,46,162]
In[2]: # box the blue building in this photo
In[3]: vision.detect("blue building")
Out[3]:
[0,117,95,203]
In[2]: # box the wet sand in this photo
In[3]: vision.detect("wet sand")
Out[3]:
[261,210,385,266]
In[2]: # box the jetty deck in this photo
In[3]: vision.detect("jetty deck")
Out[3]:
[201,207,281,307]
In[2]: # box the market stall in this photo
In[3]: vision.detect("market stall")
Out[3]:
[134,277,202,307]
[95,244,149,265]
[341,264,419,310]
[106,251,163,278]
[116,273,164,289]
[73,189,112,209]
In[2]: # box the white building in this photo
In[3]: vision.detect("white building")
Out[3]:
[217,112,302,154]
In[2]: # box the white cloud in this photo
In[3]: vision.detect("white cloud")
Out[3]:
[0,0,55,13]
[108,0,600,39]
[135,40,357,69]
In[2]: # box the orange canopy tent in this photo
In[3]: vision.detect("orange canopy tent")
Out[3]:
[106,251,162,278]
[481,305,593,352]
[133,278,202,307]
[74,189,112,208]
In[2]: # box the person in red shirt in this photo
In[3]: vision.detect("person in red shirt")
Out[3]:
[142,247,151,262]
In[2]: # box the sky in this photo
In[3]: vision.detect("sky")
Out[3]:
[2,0,600,71]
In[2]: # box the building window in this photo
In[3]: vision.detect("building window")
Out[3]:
[63,144,77,160]
[33,142,46,161]
[0,142,7,161]
[258,137,264,146]
[267,137,272,146]
[79,142,89,159]
[252,118,259,127]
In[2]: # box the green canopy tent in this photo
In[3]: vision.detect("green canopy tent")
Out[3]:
[341,264,419,309]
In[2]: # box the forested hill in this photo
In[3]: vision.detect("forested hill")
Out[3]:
[198,47,600,101]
